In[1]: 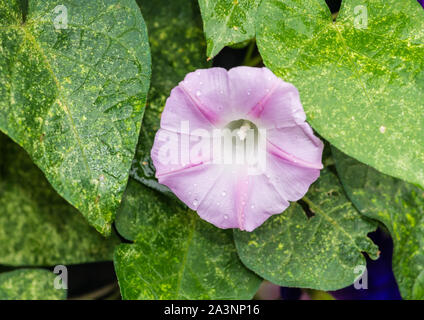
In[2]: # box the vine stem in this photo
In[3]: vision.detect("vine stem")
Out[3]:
[242,40,263,67]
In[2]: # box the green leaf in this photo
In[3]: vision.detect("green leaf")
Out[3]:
[130,0,209,195]
[256,0,424,188]
[0,0,151,235]
[0,269,66,300]
[234,169,378,291]
[198,0,261,58]
[114,180,261,299]
[0,133,120,266]
[333,147,424,299]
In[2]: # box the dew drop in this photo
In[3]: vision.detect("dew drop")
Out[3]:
[247,91,251,96]
[379,125,386,134]
[196,91,202,97]
[251,204,255,209]
[224,214,229,220]
[221,191,227,197]
[193,199,199,206]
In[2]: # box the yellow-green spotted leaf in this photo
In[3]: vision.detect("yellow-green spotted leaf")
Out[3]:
[114,180,261,300]
[234,169,378,291]
[0,269,66,300]
[0,0,151,235]
[0,133,120,266]
[256,0,424,188]
[198,0,261,58]
[333,147,424,300]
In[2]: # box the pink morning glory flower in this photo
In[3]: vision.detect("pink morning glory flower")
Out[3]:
[151,67,323,231]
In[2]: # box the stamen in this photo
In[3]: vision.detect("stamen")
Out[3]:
[237,121,251,141]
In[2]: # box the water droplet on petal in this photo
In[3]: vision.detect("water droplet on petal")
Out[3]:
[251,204,255,209]
[222,191,226,196]
[196,91,201,97]
[224,214,229,220]
[193,199,199,207]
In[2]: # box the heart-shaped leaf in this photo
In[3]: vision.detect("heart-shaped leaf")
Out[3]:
[256,0,424,188]
[234,169,378,291]
[198,0,261,58]
[0,133,120,266]
[0,269,66,300]
[114,180,262,299]
[333,147,424,299]
[0,0,151,235]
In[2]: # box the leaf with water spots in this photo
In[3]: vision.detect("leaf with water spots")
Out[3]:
[234,169,378,291]
[0,133,120,266]
[198,0,261,58]
[333,147,424,299]
[0,269,66,300]
[255,0,424,188]
[0,0,151,235]
[114,180,262,299]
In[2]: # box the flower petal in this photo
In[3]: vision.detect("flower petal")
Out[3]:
[266,123,324,170]
[151,128,213,175]
[195,167,289,231]
[151,66,324,232]
[266,153,321,201]
[237,173,290,232]
[161,68,233,133]
[228,67,306,128]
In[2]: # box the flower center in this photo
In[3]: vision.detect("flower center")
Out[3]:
[221,119,266,174]
[224,119,259,143]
